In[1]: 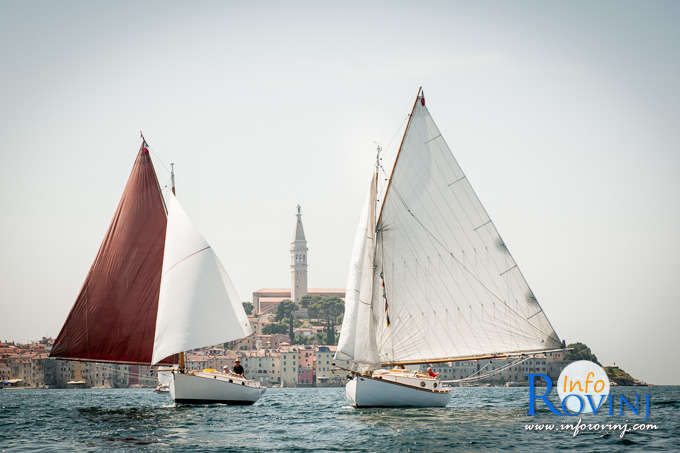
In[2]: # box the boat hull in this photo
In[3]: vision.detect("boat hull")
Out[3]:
[170,371,265,405]
[346,374,450,407]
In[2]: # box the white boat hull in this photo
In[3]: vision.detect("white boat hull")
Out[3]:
[346,372,450,407]
[170,371,265,405]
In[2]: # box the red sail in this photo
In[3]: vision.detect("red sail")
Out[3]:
[51,143,174,365]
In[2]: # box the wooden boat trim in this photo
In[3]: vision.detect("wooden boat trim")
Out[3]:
[352,371,450,394]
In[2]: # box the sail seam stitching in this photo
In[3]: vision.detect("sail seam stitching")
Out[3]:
[163,246,211,275]
[447,176,466,187]
[425,134,442,144]
[499,264,518,276]
[473,219,492,231]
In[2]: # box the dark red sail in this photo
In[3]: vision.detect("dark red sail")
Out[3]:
[51,142,174,365]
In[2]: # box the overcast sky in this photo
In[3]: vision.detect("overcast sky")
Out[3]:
[1,0,678,384]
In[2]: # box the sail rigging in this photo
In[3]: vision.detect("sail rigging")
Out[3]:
[337,89,562,367]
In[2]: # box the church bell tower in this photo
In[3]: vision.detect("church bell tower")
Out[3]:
[290,205,308,303]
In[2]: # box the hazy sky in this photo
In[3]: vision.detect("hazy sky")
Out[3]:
[1,1,678,384]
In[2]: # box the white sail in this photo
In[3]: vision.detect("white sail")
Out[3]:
[365,91,561,365]
[336,173,381,365]
[151,192,252,365]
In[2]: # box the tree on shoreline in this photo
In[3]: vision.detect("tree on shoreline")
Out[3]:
[276,300,297,342]
[307,296,344,345]
[564,342,600,365]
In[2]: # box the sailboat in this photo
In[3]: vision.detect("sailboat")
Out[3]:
[335,88,564,407]
[155,367,175,393]
[50,138,265,405]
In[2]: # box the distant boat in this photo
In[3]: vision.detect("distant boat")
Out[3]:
[335,89,563,407]
[50,138,264,405]
[66,380,87,389]
[155,369,174,393]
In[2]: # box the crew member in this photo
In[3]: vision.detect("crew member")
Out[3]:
[233,359,245,377]
[427,367,438,378]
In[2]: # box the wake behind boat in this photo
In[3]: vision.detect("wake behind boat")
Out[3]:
[335,89,564,407]
[50,138,263,405]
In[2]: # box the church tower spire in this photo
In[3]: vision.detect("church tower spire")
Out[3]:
[290,204,308,303]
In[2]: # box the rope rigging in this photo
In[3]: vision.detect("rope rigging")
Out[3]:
[440,355,532,384]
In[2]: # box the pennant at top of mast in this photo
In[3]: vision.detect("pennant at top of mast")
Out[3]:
[140,131,150,153]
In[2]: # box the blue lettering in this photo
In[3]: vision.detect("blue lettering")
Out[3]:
[527,373,561,415]
[620,395,639,416]
[561,394,584,416]
[644,394,651,421]
[585,394,607,415]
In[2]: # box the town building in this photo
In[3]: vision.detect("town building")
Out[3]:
[297,345,315,386]
[280,346,299,387]
[251,205,345,315]
[240,350,281,386]
[315,346,351,387]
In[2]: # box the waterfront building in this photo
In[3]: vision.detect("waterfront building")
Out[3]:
[297,345,315,386]
[185,351,239,372]
[426,353,568,385]
[280,346,299,387]
[240,350,281,386]
[315,346,350,387]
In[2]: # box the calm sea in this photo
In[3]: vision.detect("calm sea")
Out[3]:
[1,386,678,451]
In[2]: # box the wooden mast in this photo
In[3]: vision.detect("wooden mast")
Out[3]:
[376,86,422,226]
[171,162,186,372]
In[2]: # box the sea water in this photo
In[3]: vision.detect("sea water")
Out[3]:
[1,386,678,451]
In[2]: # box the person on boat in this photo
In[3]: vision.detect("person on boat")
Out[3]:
[427,367,438,378]
[223,365,230,374]
[233,359,245,377]
[397,364,405,370]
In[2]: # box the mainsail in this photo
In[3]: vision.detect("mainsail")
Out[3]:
[337,89,562,366]
[51,143,169,364]
[51,140,252,366]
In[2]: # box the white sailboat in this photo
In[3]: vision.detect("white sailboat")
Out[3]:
[153,187,265,404]
[51,138,264,405]
[335,89,563,407]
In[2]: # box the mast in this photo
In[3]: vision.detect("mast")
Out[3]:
[376,86,422,226]
[170,161,186,372]
[374,144,381,215]
[170,163,176,196]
